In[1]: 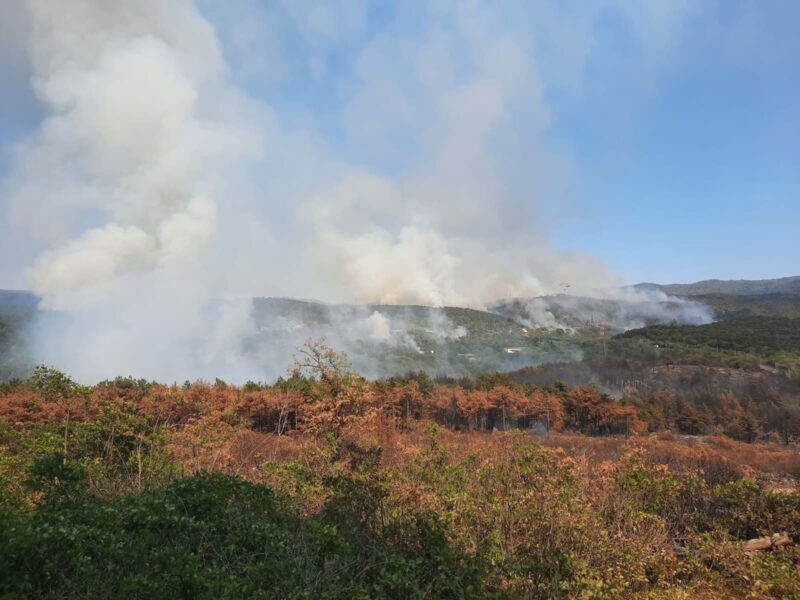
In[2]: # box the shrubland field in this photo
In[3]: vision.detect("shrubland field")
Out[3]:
[1,344,799,599]
[2,285,799,598]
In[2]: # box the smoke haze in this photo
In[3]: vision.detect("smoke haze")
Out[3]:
[491,288,714,333]
[0,1,708,382]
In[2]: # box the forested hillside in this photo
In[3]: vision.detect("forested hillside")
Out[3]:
[617,316,800,369]
[637,276,800,297]
[251,297,581,376]
[5,283,800,382]
[697,293,800,320]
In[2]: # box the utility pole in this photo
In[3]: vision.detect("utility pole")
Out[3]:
[599,321,606,361]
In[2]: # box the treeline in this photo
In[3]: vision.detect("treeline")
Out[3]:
[617,316,800,358]
[515,358,800,442]
[0,370,644,440]
[2,362,799,447]
[628,388,800,443]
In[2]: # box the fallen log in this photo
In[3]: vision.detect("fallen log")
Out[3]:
[744,532,791,553]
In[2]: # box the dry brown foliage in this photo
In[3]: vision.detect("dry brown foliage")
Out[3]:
[3,378,799,490]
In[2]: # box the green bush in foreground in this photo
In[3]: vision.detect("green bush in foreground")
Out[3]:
[0,469,488,600]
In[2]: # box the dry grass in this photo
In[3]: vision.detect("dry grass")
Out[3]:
[540,431,800,484]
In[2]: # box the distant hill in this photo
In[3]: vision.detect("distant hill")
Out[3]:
[3,281,798,381]
[695,293,800,320]
[0,290,39,308]
[489,294,712,334]
[251,298,522,340]
[249,297,581,377]
[0,291,38,381]
[635,276,800,297]
[616,316,800,369]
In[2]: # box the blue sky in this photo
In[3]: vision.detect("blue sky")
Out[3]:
[200,0,800,285]
[546,1,800,283]
[0,0,798,298]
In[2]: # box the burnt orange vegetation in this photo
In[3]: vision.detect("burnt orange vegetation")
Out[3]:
[2,362,800,599]
[2,373,798,485]
[0,377,636,433]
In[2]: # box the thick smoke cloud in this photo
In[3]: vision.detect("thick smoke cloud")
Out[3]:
[1,1,701,382]
[491,287,714,333]
[2,0,266,381]
[246,300,471,380]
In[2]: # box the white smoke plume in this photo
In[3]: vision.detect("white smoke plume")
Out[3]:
[493,287,714,333]
[0,1,703,382]
[246,300,474,379]
[1,0,266,382]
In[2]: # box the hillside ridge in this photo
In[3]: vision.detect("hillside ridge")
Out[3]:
[635,275,800,297]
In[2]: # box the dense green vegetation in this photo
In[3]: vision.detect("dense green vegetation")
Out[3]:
[617,317,800,368]
[697,293,800,320]
[2,467,486,599]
